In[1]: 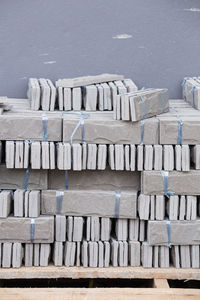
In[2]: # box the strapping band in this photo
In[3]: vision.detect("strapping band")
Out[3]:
[69,112,89,145]
[166,219,172,248]
[30,218,35,243]
[81,86,87,98]
[56,190,64,215]
[24,167,30,190]
[177,119,183,145]
[42,112,48,141]
[115,190,121,218]
[161,171,174,198]
[140,120,145,145]
[65,170,69,189]
[171,107,183,145]
[181,78,187,87]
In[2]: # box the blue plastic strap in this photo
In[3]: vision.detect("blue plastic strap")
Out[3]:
[140,96,146,119]
[181,79,187,87]
[160,91,165,113]
[24,167,30,190]
[70,112,89,145]
[177,119,183,145]
[30,218,35,243]
[42,112,48,141]
[161,171,174,198]
[181,77,190,87]
[81,86,87,98]
[115,190,121,218]
[166,219,172,248]
[25,140,32,145]
[65,170,69,189]
[170,107,182,145]
[70,118,82,144]
[81,117,85,144]
[56,190,64,215]
[140,120,145,145]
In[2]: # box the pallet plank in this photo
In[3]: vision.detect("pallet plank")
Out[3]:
[0,288,199,300]
[0,266,199,280]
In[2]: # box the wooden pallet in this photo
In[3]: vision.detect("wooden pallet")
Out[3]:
[0,266,199,300]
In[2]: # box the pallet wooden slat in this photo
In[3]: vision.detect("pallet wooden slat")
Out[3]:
[0,288,199,300]
[0,266,199,280]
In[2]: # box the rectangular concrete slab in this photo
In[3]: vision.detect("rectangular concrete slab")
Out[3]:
[0,216,54,243]
[0,165,47,190]
[142,170,200,195]
[41,189,138,219]
[56,74,124,88]
[148,220,200,245]
[63,114,159,144]
[0,113,62,141]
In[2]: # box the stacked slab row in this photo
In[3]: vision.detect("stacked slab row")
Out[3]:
[0,74,199,269]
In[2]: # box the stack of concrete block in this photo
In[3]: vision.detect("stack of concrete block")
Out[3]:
[0,75,200,269]
[53,216,112,267]
[14,190,40,217]
[114,88,169,121]
[138,194,199,221]
[182,77,200,110]
[5,141,56,169]
[53,215,143,268]
[5,141,200,171]
[56,74,138,111]
[27,74,138,111]
[28,78,56,111]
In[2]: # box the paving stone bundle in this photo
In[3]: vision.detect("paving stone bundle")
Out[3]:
[28,78,56,111]
[57,77,137,112]
[14,190,40,217]
[0,216,54,243]
[142,170,200,195]
[147,220,200,246]
[41,189,137,218]
[138,194,199,221]
[1,74,200,270]
[28,74,138,111]
[142,243,200,269]
[0,113,62,141]
[3,141,200,171]
[182,77,200,110]
[114,88,169,121]
[0,242,53,268]
[1,188,198,223]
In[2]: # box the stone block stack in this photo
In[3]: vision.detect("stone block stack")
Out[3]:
[0,74,199,269]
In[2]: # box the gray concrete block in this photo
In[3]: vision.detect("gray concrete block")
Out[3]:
[129,241,140,267]
[55,215,66,242]
[2,243,12,268]
[12,243,23,268]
